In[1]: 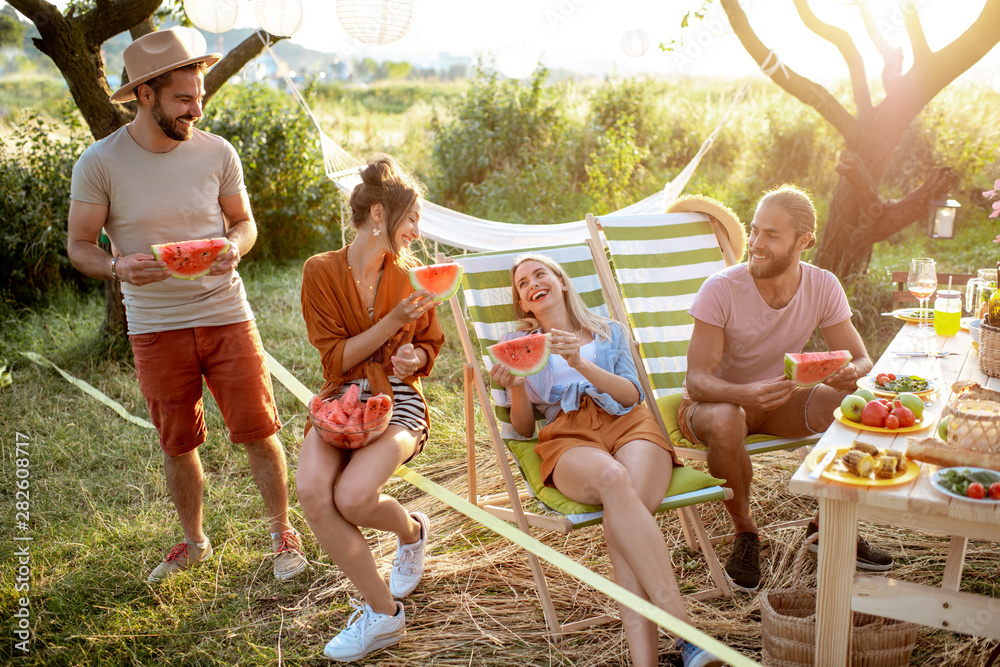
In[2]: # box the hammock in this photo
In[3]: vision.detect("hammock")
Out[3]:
[262,35,769,252]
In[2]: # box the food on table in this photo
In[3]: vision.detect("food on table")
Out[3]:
[842,449,875,477]
[890,400,916,428]
[487,332,552,377]
[872,374,930,394]
[935,467,1000,499]
[937,415,951,440]
[849,441,879,457]
[906,437,1000,472]
[783,350,852,387]
[881,449,904,472]
[895,392,924,419]
[151,237,230,279]
[875,456,899,479]
[991,482,1000,500]
[853,388,876,402]
[860,400,890,427]
[408,262,464,301]
[951,380,1000,403]
[840,394,866,422]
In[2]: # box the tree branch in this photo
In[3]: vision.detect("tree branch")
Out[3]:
[793,0,872,115]
[720,0,860,146]
[78,0,161,46]
[204,31,284,103]
[837,149,956,237]
[854,0,903,94]
[904,4,931,64]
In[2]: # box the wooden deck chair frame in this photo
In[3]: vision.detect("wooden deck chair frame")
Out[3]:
[585,212,816,546]
[439,245,734,638]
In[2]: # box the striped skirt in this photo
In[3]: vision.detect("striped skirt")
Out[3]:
[347,376,428,459]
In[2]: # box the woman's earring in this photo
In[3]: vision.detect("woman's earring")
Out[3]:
[372,226,382,237]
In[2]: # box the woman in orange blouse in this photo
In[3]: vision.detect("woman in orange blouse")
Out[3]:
[297,155,444,662]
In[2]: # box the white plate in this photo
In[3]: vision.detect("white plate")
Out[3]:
[930,467,1000,504]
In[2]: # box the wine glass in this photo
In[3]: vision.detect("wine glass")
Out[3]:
[907,258,937,337]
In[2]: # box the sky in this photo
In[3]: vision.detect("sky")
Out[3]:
[17,0,1000,88]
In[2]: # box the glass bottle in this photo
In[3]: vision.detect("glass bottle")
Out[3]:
[933,289,962,336]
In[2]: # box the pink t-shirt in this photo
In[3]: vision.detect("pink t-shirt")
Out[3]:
[688,263,852,385]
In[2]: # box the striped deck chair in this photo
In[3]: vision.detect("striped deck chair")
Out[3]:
[585,211,818,544]
[442,243,734,637]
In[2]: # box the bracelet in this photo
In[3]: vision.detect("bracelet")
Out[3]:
[378,319,392,338]
[110,256,120,282]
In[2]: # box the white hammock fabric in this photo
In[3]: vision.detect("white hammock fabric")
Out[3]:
[262,34,766,252]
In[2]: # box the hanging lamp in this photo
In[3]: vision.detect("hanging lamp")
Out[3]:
[255,0,305,37]
[621,29,650,58]
[336,0,414,46]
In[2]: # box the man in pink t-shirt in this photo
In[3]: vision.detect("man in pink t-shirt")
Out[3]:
[679,185,891,594]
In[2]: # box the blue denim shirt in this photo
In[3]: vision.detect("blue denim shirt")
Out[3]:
[499,320,644,423]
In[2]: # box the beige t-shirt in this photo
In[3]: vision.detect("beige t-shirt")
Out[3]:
[687,262,853,386]
[71,126,254,335]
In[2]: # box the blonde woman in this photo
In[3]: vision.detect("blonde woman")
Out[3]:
[490,253,724,667]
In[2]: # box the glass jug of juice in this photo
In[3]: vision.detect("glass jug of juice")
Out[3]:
[933,289,962,336]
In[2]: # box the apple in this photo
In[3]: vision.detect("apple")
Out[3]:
[840,395,867,422]
[938,415,952,440]
[853,388,876,402]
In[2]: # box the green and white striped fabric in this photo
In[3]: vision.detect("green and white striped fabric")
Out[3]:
[596,212,819,454]
[599,212,728,400]
[451,243,727,522]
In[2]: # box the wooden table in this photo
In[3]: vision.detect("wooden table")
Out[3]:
[788,321,1000,666]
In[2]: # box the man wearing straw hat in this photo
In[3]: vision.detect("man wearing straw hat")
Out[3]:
[677,185,893,594]
[67,27,308,583]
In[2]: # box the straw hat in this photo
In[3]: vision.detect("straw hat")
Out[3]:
[668,194,747,263]
[110,27,221,103]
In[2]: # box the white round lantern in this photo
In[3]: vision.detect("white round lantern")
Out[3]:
[498,43,539,80]
[336,0,414,46]
[183,0,239,33]
[621,29,650,58]
[255,0,305,37]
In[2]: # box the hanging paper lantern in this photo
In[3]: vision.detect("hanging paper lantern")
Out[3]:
[621,29,650,58]
[255,0,305,37]
[336,0,414,46]
[498,43,539,80]
[183,0,239,34]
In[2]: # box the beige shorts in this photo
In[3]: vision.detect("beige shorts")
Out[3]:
[677,386,822,446]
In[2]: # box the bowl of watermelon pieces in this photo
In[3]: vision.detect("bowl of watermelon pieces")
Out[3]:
[309,383,393,449]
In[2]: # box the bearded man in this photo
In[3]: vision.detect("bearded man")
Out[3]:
[67,28,307,583]
[678,185,892,594]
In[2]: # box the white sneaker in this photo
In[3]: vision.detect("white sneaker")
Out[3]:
[388,511,429,598]
[323,599,405,662]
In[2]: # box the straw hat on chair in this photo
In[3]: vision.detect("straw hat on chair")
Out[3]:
[668,194,747,263]
[110,27,221,103]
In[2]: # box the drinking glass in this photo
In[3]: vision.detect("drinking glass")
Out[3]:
[907,258,937,337]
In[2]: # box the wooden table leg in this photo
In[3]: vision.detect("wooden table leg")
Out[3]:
[941,535,967,591]
[816,497,857,667]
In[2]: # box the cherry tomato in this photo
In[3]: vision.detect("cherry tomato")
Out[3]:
[967,482,986,500]
[887,373,896,381]
[876,373,890,385]
[884,414,900,429]
[989,482,1000,500]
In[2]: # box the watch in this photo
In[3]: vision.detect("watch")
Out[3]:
[110,256,120,281]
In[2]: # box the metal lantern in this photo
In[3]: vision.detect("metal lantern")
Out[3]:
[183,0,239,34]
[336,0,414,46]
[255,0,305,37]
[927,197,961,239]
[498,42,539,80]
[621,29,650,58]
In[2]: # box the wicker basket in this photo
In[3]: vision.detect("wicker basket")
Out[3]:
[978,320,1000,378]
[760,533,920,667]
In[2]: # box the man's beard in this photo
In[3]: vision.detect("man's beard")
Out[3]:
[152,96,195,141]
[748,244,797,280]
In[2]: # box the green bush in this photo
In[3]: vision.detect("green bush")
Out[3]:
[0,112,92,307]
[201,83,342,261]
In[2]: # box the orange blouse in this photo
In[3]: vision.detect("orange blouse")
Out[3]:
[300,247,445,410]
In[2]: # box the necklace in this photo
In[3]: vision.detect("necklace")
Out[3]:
[346,248,380,291]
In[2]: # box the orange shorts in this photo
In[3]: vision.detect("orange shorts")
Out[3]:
[536,397,678,486]
[129,320,281,456]
[677,386,821,446]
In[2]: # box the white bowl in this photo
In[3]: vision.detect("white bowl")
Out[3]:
[970,318,982,344]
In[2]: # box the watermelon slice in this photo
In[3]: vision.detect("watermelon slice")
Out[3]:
[783,350,852,387]
[341,383,361,414]
[409,262,464,301]
[151,237,230,280]
[487,332,552,377]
